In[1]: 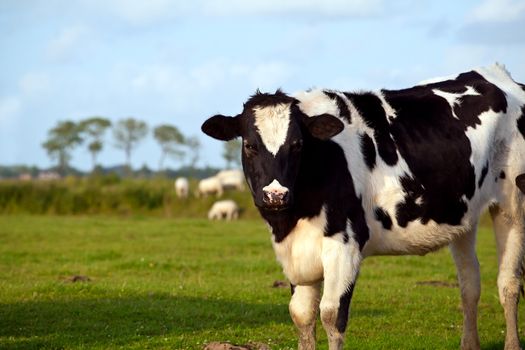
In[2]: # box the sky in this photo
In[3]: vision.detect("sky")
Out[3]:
[1,0,525,171]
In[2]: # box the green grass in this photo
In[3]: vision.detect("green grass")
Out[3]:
[0,216,523,349]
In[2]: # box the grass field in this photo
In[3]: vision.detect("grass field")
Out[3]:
[0,216,523,349]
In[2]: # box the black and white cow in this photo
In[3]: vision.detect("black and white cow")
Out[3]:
[202,63,525,350]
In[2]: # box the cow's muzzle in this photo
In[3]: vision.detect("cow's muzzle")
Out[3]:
[262,190,289,210]
[261,179,290,211]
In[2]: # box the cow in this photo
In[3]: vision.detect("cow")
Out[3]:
[201,63,525,350]
[174,177,189,199]
[208,199,240,220]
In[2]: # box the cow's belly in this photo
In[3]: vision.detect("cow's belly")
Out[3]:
[271,214,326,285]
[362,219,471,257]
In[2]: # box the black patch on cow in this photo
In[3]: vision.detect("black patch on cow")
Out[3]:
[427,71,508,130]
[380,70,507,227]
[336,283,355,333]
[345,92,398,166]
[342,232,349,244]
[478,161,489,189]
[324,91,351,124]
[347,196,370,250]
[374,207,392,230]
[516,174,525,195]
[517,105,525,139]
[244,89,297,111]
[395,175,425,227]
[500,171,506,179]
[360,133,376,171]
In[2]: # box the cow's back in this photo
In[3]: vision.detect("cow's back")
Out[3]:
[298,64,525,256]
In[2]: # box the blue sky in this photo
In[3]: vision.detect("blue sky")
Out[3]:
[1,0,524,170]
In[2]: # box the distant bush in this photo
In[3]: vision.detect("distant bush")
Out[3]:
[0,176,259,218]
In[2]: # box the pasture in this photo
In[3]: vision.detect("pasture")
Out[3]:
[0,215,523,349]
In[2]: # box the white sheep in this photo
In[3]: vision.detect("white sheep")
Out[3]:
[174,177,189,199]
[216,169,245,191]
[197,176,223,197]
[208,200,239,220]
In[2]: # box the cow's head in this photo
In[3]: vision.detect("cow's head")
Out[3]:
[202,90,344,212]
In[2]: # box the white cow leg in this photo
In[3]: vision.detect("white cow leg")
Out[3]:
[320,234,361,350]
[450,228,481,350]
[289,283,321,350]
[490,205,525,350]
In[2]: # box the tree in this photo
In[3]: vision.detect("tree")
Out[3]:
[113,118,148,170]
[184,135,201,169]
[153,124,185,170]
[42,120,83,175]
[222,139,241,169]
[79,117,111,171]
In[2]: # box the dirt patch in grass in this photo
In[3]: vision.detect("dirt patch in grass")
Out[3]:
[204,341,270,350]
[62,275,91,283]
[416,280,458,288]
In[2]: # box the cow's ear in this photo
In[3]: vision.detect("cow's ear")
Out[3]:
[303,114,344,140]
[201,114,241,141]
[516,174,525,194]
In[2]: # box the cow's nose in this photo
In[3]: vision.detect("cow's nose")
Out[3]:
[262,190,289,207]
[261,179,290,209]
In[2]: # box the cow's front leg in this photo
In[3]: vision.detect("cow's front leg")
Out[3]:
[320,234,362,350]
[289,283,321,350]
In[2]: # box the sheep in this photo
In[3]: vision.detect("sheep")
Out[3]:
[208,200,239,220]
[216,169,245,191]
[197,176,223,197]
[174,177,189,199]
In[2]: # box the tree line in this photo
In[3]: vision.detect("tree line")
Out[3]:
[42,117,241,175]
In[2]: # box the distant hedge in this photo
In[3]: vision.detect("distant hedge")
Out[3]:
[0,176,258,218]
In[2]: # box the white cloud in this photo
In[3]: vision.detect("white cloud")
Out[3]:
[102,0,187,24]
[469,0,525,23]
[458,0,525,45]
[202,0,386,18]
[46,24,91,61]
[230,62,293,90]
[130,60,293,95]
[131,64,186,92]
[78,0,389,23]
[0,96,21,125]
[18,72,51,96]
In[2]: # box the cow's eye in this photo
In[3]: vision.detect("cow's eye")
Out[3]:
[291,139,303,151]
[244,143,258,155]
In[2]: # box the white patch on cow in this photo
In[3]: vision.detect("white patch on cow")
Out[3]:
[433,86,481,120]
[294,89,340,118]
[363,218,471,257]
[271,207,327,285]
[253,103,291,156]
[464,85,481,96]
[377,91,397,122]
[476,64,525,116]
[263,179,289,194]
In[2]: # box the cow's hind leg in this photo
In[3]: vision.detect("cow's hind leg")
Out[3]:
[320,235,361,350]
[450,228,481,350]
[289,283,321,350]
[490,204,525,350]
